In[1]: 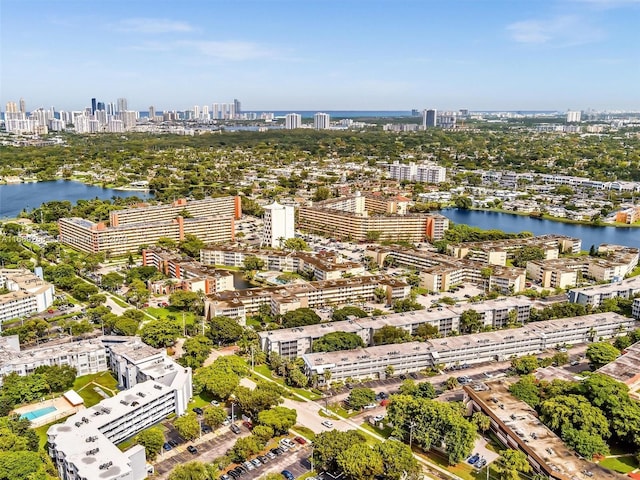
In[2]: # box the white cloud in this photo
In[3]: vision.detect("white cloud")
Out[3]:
[115,18,195,34]
[506,15,603,46]
[179,40,277,61]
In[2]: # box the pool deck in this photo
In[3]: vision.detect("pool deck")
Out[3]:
[12,395,85,428]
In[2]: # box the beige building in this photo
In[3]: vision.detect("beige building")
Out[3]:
[205,274,410,323]
[59,196,240,255]
[0,268,55,324]
[299,192,449,242]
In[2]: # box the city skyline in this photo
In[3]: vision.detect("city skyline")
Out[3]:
[2,0,640,111]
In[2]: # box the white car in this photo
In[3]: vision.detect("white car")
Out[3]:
[321,420,334,428]
[372,415,385,423]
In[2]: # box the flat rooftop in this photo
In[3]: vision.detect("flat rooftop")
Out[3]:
[465,380,623,479]
[597,341,640,386]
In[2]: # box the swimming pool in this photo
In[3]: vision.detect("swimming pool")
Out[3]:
[20,405,57,421]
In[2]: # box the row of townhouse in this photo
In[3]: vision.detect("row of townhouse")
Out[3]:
[58,196,239,255]
[47,336,192,480]
[568,275,640,308]
[301,312,637,383]
[0,268,55,325]
[142,247,234,294]
[366,247,527,293]
[446,234,582,266]
[200,246,365,281]
[205,274,410,323]
[527,244,639,288]
[258,296,533,359]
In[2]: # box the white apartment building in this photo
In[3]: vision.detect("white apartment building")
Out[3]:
[285,113,302,129]
[47,337,193,480]
[313,112,330,129]
[262,201,295,248]
[566,110,582,122]
[0,336,107,384]
[568,276,640,308]
[388,161,447,184]
[0,268,55,325]
[302,312,637,382]
[634,298,640,320]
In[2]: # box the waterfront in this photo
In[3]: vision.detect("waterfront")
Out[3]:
[0,180,153,219]
[443,209,640,250]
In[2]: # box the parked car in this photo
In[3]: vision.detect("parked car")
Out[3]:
[242,420,253,430]
[258,455,269,463]
[321,420,334,428]
[163,442,172,451]
[230,424,241,434]
[280,438,296,449]
[168,440,178,447]
[266,451,277,459]
[281,470,295,480]
[294,436,307,445]
[202,424,212,433]
[220,474,232,480]
[251,458,262,468]
[211,400,220,406]
[192,407,204,415]
[373,414,385,423]
[187,445,198,454]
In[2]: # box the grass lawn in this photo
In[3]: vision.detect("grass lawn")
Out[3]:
[291,425,316,441]
[360,422,393,439]
[146,306,198,326]
[599,456,638,474]
[420,449,481,480]
[111,296,130,308]
[188,391,216,410]
[73,371,119,407]
[34,418,66,449]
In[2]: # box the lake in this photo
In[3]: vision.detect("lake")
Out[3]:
[0,180,153,219]
[443,209,640,250]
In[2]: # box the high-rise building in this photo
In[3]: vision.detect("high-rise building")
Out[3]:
[148,105,155,120]
[285,113,302,129]
[117,97,128,113]
[423,109,437,128]
[19,98,26,114]
[437,111,457,129]
[234,98,241,115]
[566,111,581,123]
[202,105,209,120]
[96,101,105,112]
[212,103,220,119]
[91,98,97,115]
[313,112,330,129]
[5,101,18,114]
[262,201,295,248]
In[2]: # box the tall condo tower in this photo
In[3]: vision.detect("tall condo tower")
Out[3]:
[313,112,330,129]
[262,201,295,248]
[285,113,302,129]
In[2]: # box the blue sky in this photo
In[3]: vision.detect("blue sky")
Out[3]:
[1,0,639,111]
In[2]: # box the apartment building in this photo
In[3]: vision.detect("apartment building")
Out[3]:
[109,196,241,226]
[366,247,526,293]
[597,341,640,396]
[615,206,640,224]
[301,313,637,382]
[299,193,449,242]
[0,268,55,324]
[47,338,192,480]
[205,275,410,323]
[258,297,534,359]
[59,196,239,255]
[0,336,107,384]
[634,298,640,319]
[447,235,582,266]
[200,246,364,281]
[142,248,233,294]
[568,276,640,308]
[464,382,621,480]
[387,161,447,184]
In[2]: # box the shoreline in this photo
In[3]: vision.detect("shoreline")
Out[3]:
[445,207,640,229]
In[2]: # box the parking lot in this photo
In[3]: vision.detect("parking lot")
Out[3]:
[224,444,312,480]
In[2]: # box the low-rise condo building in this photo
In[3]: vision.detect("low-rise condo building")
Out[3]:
[0,268,55,324]
[568,276,640,308]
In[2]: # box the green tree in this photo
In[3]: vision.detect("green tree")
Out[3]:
[242,256,265,271]
[512,246,546,268]
[203,406,227,429]
[313,332,365,352]
[337,443,384,480]
[281,308,321,328]
[33,365,76,392]
[495,449,531,480]
[113,317,140,336]
[460,309,483,334]
[282,238,310,251]
[540,395,610,439]
[509,375,541,408]
[347,388,377,410]
[169,290,201,311]
[174,412,200,441]
[375,441,420,480]
[71,281,99,301]
[181,335,213,368]
[373,325,411,345]
[257,406,297,434]
[168,461,209,480]
[140,319,181,348]
[179,233,205,258]
[233,382,284,417]
[585,342,620,369]
[313,186,332,202]
[230,435,262,462]
[252,425,274,444]
[415,323,439,340]
[511,355,539,375]
[454,195,472,209]
[207,316,244,345]
[313,430,368,473]
[135,426,165,461]
[331,306,368,322]
[193,368,240,399]
[472,412,491,432]
[391,298,424,313]
[562,427,609,458]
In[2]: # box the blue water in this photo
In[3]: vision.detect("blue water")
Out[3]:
[0,180,153,219]
[21,405,57,421]
[443,209,640,250]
